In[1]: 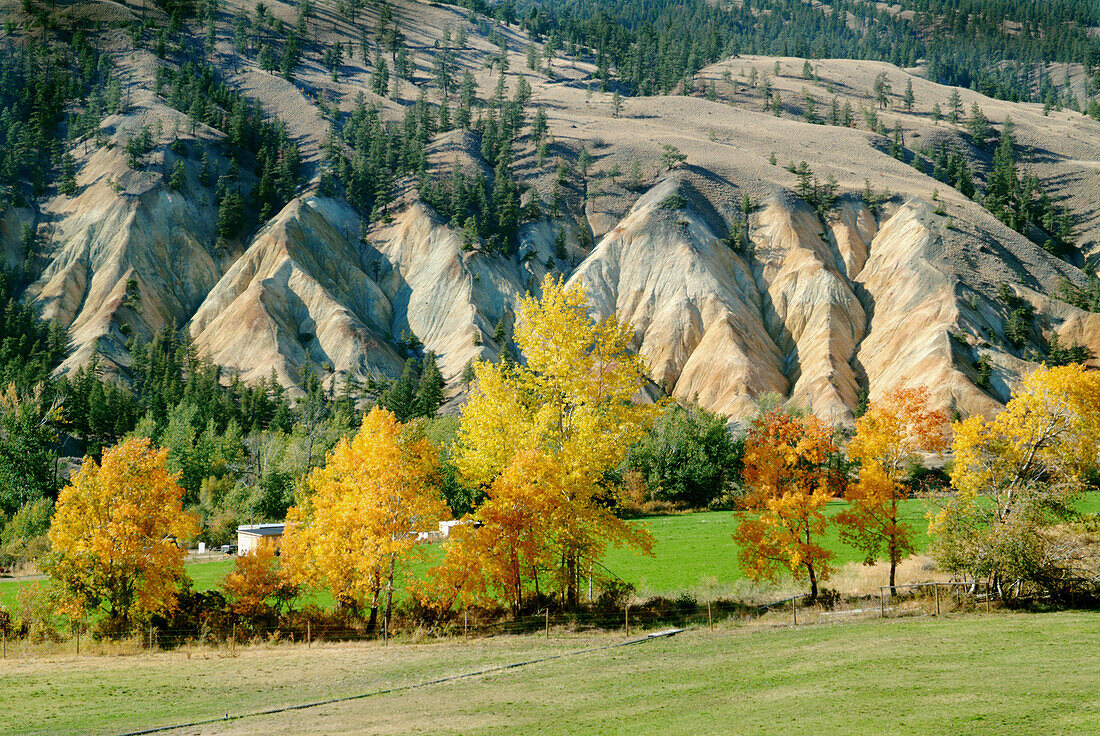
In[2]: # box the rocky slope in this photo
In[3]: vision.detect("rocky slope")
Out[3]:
[4,0,1100,422]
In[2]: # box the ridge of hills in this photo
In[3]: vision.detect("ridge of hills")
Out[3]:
[2,0,1100,424]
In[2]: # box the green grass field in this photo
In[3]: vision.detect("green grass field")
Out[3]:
[4,493,1097,610]
[4,611,1097,735]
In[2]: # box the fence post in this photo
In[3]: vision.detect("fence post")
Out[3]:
[545,608,549,639]
[625,604,630,636]
[75,625,80,656]
[464,609,468,643]
[307,620,311,649]
[792,599,797,626]
[879,589,885,618]
[708,601,713,631]
[935,584,940,617]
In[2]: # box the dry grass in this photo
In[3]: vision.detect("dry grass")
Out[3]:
[5,612,1097,736]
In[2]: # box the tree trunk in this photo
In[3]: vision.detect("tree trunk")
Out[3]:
[566,551,578,609]
[367,586,380,633]
[807,563,818,601]
[889,559,897,591]
[383,556,396,634]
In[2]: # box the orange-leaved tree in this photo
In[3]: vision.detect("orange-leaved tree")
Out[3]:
[220,543,299,625]
[838,386,948,590]
[733,409,841,600]
[46,437,198,635]
[281,407,448,630]
[428,274,657,610]
[424,450,561,613]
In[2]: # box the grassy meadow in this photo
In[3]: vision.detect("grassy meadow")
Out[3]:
[0,500,931,610]
[5,493,1098,610]
[3,611,1097,735]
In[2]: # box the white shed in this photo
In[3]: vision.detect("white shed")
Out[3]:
[236,523,285,555]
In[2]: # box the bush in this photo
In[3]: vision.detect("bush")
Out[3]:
[625,405,743,508]
[0,497,52,568]
[658,194,687,210]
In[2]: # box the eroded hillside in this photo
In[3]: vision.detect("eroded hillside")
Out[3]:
[2,0,1100,422]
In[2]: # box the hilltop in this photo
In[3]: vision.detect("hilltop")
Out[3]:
[1,0,1100,424]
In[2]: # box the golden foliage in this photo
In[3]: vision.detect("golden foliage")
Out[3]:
[220,543,298,619]
[281,407,448,620]
[733,410,840,599]
[433,275,657,609]
[46,437,197,631]
[838,387,947,587]
[931,364,1100,587]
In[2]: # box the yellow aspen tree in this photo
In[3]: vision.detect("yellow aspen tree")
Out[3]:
[423,450,560,613]
[282,407,447,629]
[930,364,1100,595]
[838,387,948,590]
[733,410,840,600]
[46,437,198,635]
[438,274,657,609]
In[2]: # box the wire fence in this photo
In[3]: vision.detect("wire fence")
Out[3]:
[1,579,1046,659]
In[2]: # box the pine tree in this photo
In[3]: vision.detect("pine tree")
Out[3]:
[59,153,77,196]
[372,53,390,97]
[380,358,418,421]
[903,78,915,112]
[872,72,891,108]
[948,89,963,123]
[461,360,476,389]
[966,103,991,147]
[416,352,445,417]
[167,160,186,191]
[217,190,245,239]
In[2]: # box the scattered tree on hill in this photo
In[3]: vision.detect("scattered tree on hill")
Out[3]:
[46,437,198,635]
[966,103,991,147]
[661,144,687,170]
[947,89,963,123]
[792,161,839,219]
[872,72,891,109]
[838,387,947,590]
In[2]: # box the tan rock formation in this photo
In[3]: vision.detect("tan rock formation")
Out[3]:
[190,196,402,388]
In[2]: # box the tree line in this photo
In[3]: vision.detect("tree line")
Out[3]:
[9,276,1097,640]
[518,0,1100,104]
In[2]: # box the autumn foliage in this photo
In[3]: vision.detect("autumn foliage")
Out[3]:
[733,410,841,600]
[931,364,1100,591]
[46,437,198,634]
[427,275,657,610]
[838,387,947,588]
[281,407,448,629]
[221,543,298,623]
